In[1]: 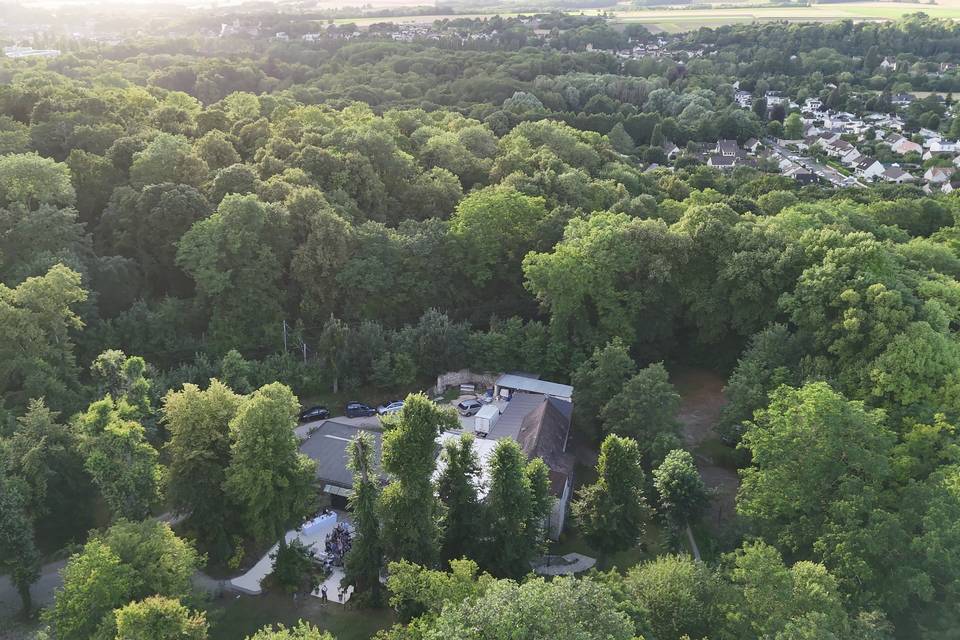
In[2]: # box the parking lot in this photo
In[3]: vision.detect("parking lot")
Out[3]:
[294,395,484,440]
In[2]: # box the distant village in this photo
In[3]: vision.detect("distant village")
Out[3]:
[728,88,960,191]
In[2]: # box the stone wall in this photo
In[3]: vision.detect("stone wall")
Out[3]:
[432,369,498,395]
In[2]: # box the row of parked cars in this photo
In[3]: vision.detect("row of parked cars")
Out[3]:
[299,397,487,424]
[297,400,406,423]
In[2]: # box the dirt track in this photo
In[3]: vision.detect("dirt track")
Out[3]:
[672,368,740,530]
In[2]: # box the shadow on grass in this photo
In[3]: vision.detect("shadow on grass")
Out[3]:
[205,592,395,640]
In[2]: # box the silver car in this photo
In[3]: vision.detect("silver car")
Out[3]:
[457,399,483,416]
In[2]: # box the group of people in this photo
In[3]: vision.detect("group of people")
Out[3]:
[324,523,352,566]
[318,583,346,604]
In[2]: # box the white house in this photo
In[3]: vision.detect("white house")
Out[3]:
[840,148,863,167]
[888,135,923,155]
[927,139,960,155]
[882,166,916,183]
[662,141,680,161]
[924,166,955,184]
[855,157,885,180]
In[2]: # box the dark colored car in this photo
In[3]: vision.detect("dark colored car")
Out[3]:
[345,402,376,418]
[298,405,330,422]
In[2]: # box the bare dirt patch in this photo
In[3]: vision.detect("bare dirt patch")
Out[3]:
[672,367,740,530]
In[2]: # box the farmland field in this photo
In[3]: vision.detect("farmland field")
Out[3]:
[315,1,960,32]
[610,2,960,32]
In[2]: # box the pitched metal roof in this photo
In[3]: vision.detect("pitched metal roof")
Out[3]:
[495,374,573,399]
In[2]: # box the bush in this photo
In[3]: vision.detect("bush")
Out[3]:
[268,539,318,594]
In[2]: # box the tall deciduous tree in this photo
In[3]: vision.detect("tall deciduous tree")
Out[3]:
[129,133,209,188]
[571,338,636,440]
[45,519,202,640]
[601,362,681,465]
[450,185,547,288]
[482,439,553,579]
[724,541,852,640]
[380,394,458,566]
[0,153,76,209]
[176,194,288,352]
[738,382,895,554]
[225,383,316,543]
[524,212,690,359]
[783,113,803,140]
[163,379,242,558]
[2,398,92,548]
[572,434,650,559]
[246,622,334,640]
[619,554,724,640]
[0,264,87,413]
[317,315,350,393]
[654,449,709,530]
[428,576,634,640]
[77,397,162,521]
[344,431,384,605]
[113,596,208,640]
[436,433,481,565]
[0,457,41,617]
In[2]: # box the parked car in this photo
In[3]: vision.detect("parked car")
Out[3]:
[345,402,376,418]
[457,399,483,416]
[298,405,330,422]
[377,400,404,416]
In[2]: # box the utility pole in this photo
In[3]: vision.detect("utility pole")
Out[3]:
[282,320,288,352]
[302,342,308,364]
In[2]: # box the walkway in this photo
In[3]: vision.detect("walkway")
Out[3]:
[229,512,354,604]
[532,553,596,576]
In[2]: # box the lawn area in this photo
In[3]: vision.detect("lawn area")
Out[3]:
[825,158,852,176]
[554,460,666,572]
[205,593,395,640]
[550,517,668,572]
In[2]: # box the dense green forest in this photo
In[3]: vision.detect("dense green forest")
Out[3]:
[4,12,960,640]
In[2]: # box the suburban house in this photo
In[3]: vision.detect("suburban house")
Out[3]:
[715,139,739,156]
[886,134,923,155]
[823,138,855,158]
[840,147,863,167]
[892,93,916,106]
[881,166,916,183]
[925,138,960,158]
[855,157,885,180]
[924,166,955,184]
[707,155,736,170]
[662,141,680,161]
[880,57,899,71]
[764,91,788,106]
[781,163,820,185]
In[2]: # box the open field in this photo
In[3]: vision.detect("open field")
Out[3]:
[611,2,960,32]
[320,1,960,32]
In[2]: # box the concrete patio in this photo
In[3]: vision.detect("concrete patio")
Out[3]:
[229,511,354,604]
